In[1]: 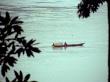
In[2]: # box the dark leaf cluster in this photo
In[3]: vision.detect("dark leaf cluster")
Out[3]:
[1,55,17,77]
[5,70,38,82]
[77,0,106,18]
[0,12,40,82]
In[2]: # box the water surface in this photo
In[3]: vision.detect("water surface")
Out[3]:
[0,0,108,82]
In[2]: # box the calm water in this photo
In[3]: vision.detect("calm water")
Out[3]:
[0,0,108,82]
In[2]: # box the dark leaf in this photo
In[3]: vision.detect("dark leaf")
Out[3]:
[16,48,24,57]
[15,33,19,39]
[19,71,23,81]
[27,39,36,46]
[24,74,30,82]
[5,12,10,24]
[0,58,4,65]
[17,37,25,43]
[8,44,16,55]
[22,39,27,47]
[12,78,16,82]
[12,44,15,52]
[14,21,23,24]
[7,42,14,47]
[26,49,34,57]
[31,80,38,82]
[6,56,17,67]
[5,77,10,82]
[10,16,19,25]
[14,70,19,78]
[5,25,14,36]
[10,16,23,25]
[0,15,5,23]
[0,43,7,54]
[12,25,23,34]
[31,47,41,53]
[1,64,10,77]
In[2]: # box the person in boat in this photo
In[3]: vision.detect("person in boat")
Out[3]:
[52,43,54,46]
[64,42,67,46]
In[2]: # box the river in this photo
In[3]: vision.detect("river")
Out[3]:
[0,0,108,82]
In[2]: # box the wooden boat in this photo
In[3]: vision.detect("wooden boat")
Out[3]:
[52,43,84,47]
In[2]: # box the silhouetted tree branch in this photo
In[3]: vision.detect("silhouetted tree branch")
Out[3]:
[0,12,41,82]
[77,0,106,18]
[77,0,109,81]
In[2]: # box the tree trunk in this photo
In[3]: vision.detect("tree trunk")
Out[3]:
[107,1,110,82]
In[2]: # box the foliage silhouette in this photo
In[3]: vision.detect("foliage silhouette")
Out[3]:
[0,12,41,82]
[77,0,109,81]
[5,70,38,82]
[77,0,107,18]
